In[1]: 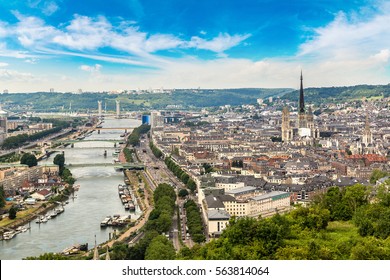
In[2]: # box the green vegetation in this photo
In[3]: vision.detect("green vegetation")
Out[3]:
[0,89,289,112]
[145,235,176,260]
[180,182,390,260]
[110,183,177,260]
[178,189,189,198]
[281,84,390,105]
[20,153,38,167]
[149,141,162,158]
[8,205,17,219]
[370,169,389,184]
[202,163,214,174]
[53,154,65,175]
[164,157,196,192]
[127,124,150,146]
[0,186,6,208]
[123,148,135,162]
[184,200,206,243]
[61,168,76,186]
[1,120,71,149]
[0,152,22,163]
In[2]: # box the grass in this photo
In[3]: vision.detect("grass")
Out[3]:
[0,207,38,227]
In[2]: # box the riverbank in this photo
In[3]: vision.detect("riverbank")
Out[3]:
[0,202,57,233]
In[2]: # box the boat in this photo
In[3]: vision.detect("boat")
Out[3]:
[3,231,17,240]
[100,216,112,227]
[128,201,135,211]
[16,226,28,233]
[50,211,58,218]
[62,243,89,255]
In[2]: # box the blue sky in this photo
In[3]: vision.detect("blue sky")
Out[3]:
[0,0,389,92]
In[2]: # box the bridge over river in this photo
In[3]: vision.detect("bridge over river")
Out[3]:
[65,163,145,170]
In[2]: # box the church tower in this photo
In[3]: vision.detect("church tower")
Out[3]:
[282,106,292,142]
[362,114,373,146]
[298,71,307,129]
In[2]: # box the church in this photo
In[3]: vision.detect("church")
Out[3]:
[281,72,320,144]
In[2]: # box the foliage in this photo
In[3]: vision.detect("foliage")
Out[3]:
[178,189,189,198]
[8,205,17,219]
[61,168,76,186]
[127,124,150,146]
[0,186,5,208]
[123,148,134,162]
[202,163,214,174]
[24,253,76,260]
[149,141,162,158]
[164,157,196,193]
[290,206,330,231]
[281,84,390,105]
[20,153,38,167]
[1,121,71,149]
[184,200,206,243]
[0,89,289,112]
[53,153,65,175]
[370,169,389,184]
[144,235,176,260]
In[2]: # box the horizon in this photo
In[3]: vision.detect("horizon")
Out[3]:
[1,1,390,92]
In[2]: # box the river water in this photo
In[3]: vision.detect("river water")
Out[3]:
[0,117,141,260]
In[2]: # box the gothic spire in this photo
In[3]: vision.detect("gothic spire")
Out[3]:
[299,70,305,113]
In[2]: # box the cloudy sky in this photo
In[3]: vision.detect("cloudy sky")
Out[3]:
[0,0,389,92]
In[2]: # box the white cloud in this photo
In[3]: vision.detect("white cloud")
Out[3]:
[299,8,390,60]
[80,64,102,73]
[53,15,111,50]
[371,49,390,63]
[12,11,59,47]
[43,1,59,16]
[0,68,38,83]
[0,21,9,37]
[187,33,251,54]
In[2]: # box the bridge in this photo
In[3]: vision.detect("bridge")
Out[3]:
[65,163,145,170]
[52,139,125,144]
[93,127,136,130]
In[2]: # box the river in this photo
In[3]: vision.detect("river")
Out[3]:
[0,117,141,260]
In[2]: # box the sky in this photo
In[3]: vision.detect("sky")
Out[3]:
[0,0,389,92]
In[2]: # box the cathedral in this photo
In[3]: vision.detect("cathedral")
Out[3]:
[281,72,319,144]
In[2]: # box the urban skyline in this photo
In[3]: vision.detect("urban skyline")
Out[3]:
[0,0,390,92]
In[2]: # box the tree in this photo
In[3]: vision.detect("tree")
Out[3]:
[0,186,5,208]
[53,154,65,174]
[20,153,37,167]
[178,189,189,198]
[370,169,388,184]
[145,235,176,260]
[9,205,17,219]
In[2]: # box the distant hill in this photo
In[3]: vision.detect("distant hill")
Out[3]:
[0,88,292,112]
[281,84,390,104]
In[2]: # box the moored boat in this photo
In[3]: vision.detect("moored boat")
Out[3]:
[100,216,112,227]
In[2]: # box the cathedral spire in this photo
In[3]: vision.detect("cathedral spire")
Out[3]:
[299,70,305,113]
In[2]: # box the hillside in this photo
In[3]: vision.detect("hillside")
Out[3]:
[281,84,390,104]
[0,88,291,112]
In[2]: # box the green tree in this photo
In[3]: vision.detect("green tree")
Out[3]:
[145,235,176,260]
[343,184,369,214]
[53,154,65,175]
[370,169,389,184]
[0,186,5,208]
[178,189,189,198]
[8,205,17,219]
[20,153,37,167]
